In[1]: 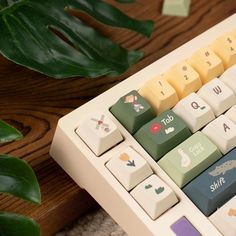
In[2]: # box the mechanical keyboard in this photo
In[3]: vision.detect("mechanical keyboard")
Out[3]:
[50,14,236,236]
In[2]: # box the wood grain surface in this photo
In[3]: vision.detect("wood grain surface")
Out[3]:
[0,0,236,235]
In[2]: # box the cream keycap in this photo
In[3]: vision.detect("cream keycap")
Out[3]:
[226,105,236,124]
[212,33,236,68]
[197,78,236,116]
[210,196,236,236]
[130,175,178,220]
[106,147,153,191]
[173,93,215,132]
[139,76,178,114]
[163,61,202,98]
[188,47,224,84]
[76,112,123,156]
[202,115,236,154]
[221,64,236,94]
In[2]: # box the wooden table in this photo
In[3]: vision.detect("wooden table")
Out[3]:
[0,1,235,235]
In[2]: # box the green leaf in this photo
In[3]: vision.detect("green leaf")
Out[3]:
[67,0,154,37]
[0,155,41,204]
[0,0,154,78]
[0,212,40,236]
[0,119,23,143]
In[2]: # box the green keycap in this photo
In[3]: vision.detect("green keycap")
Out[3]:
[162,0,191,17]
[110,90,155,134]
[158,132,222,188]
[134,110,191,161]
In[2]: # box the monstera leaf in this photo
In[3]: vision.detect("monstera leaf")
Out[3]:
[0,119,23,143]
[0,120,41,236]
[0,212,40,236]
[0,0,154,78]
[0,154,41,204]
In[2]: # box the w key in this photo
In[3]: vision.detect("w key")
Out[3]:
[198,78,236,116]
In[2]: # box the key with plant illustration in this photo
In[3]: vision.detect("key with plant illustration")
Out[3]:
[131,175,178,220]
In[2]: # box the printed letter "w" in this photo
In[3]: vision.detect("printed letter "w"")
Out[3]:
[213,86,222,95]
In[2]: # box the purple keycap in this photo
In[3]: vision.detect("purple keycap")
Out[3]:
[170,217,201,236]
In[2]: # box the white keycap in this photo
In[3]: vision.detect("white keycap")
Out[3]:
[173,93,215,132]
[130,175,178,220]
[202,115,236,154]
[210,196,236,236]
[221,64,236,94]
[197,78,236,116]
[226,105,236,124]
[106,147,153,191]
[76,112,123,156]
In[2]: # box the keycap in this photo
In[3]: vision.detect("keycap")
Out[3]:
[173,93,215,132]
[76,112,123,156]
[210,196,236,236]
[212,33,236,68]
[162,0,191,17]
[158,132,222,188]
[188,47,224,84]
[106,147,153,191]
[134,110,191,161]
[130,175,178,220]
[110,90,155,134]
[226,105,236,124]
[138,76,179,114]
[202,115,236,154]
[171,217,201,236]
[197,78,236,116]
[183,148,236,216]
[164,61,202,99]
[221,64,236,94]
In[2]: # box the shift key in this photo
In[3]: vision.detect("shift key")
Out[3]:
[183,148,236,216]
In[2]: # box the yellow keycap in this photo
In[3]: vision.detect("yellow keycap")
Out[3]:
[211,33,236,68]
[163,61,202,99]
[138,76,179,114]
[188,47,224,84]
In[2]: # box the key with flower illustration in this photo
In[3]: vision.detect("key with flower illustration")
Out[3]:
[106,147,152,191]
[135,110,191,160]
[119,153,136,167]
[131,175,178,220]
[110,90,155,134]
[210,196,236,236]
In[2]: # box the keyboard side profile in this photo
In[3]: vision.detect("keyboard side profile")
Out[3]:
[50,14,236,236]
